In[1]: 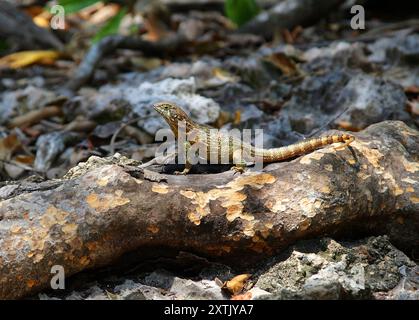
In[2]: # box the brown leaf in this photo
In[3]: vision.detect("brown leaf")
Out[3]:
[14,155,35,165]
[0,50,60,69]
[89,4,120,24]
[212,67,239,83]
[405,85,419,94]
[222,274,251,295]
[265,52,299,76]
[336,120,362,132]
[0,134,21,161]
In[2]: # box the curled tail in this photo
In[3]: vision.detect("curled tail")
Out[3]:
[256,133,355,163]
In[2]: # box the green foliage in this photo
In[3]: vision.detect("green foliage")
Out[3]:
[58,0,103,15]
[92,7,127,43]
[0,39,9,55]
[224,0,260,27]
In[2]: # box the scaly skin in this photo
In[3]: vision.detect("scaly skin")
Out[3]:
[153,102,355,174]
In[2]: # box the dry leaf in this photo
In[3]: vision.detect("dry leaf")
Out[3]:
[265,52,299,76]
[214,110,233,128]
[222,274,251,295]
[405,85,419,94]
[336,120,362,132]
[33,10,52,28]
[212,67,239,83]
[132,57,163,71]
[143,6,171,42]
[89,4,120,24]
[0,50,60,69]
[0,134,21,161]
[14,155,35,165]
[33,15,51,28]
[233,110,241,126]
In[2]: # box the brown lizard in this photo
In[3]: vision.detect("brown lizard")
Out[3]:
[153,102,355,174]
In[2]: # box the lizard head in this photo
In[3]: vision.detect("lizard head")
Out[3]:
[153,102,190,124]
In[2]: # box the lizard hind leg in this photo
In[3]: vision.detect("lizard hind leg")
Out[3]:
[174,165,191,175]
[231,149,247,174]
[230,162,246,174]
[333,134,355,151]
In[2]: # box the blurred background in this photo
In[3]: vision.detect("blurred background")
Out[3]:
[0,0,418,181]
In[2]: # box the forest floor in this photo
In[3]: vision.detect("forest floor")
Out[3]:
[0,0,418,300]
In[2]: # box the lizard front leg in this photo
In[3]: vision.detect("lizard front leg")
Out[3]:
[175,141,192,175]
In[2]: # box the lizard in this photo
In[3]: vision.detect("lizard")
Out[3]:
[153,101,355,174]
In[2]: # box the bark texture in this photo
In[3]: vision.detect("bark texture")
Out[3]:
[0,121,418,299]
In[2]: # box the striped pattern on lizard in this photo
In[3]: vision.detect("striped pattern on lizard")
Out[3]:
[153,102,355,174]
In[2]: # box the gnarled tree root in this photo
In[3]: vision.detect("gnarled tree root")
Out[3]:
[0,121,417,299]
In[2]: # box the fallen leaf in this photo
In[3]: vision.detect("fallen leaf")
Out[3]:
[222,274,251,295]
[132,57,163,71]
[233,110,241,126]
[264,52,299,76]
[0,134,21,161]
[33,10,52,28]
[213,67,239,83]
[89,3,120,24]
[0,50,60,69]
[336,120,362,132]
[14,155,35,165]
[214,110,235,128]
[405,85,419,94]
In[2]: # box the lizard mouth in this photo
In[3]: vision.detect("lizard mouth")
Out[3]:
[153,102,173,119]
[153,104,164,116]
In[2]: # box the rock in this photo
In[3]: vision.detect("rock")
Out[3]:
[367,33,419,88]
[4,162,25,179]
[143,270,226,300]
[368,34,419,66]
[336,74,409,129]
[255,236,417,300]
[37,270,226,300]
[82,77,220,135]
[248,287,272,300]
[34,131,81,172]
[0,86,58,125]
[281,71,410,133]
[304,42,357,61]
[113,280,173,300]
[63,153,139,179]
[31,236,417,300]
[381,266,419,300]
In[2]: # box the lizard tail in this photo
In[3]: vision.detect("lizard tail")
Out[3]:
[256,133,355,163]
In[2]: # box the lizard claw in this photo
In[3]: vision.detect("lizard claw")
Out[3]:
[174,168,190,175]
[230,166,245,175]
